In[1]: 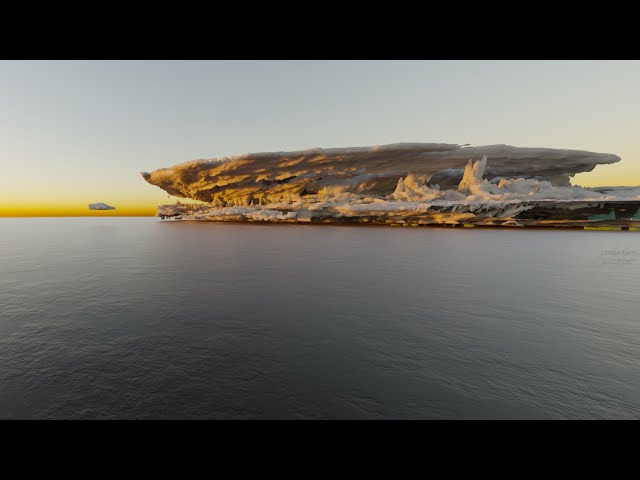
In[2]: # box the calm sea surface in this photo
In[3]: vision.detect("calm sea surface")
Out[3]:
[1,217,639,419]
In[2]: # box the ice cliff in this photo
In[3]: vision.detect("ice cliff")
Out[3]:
[142,143,621,206]
[142,142,640,227]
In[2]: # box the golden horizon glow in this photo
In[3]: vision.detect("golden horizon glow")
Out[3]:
[0,204,157,217]
[0,195,207,217]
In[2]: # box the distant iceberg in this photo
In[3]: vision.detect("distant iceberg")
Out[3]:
[89,202,116,210]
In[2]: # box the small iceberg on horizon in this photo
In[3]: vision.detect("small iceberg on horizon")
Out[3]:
[88,202,116,211]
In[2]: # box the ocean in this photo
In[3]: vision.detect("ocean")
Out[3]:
[1,217,639,419]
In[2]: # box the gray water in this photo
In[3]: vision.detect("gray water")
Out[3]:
[1,217,639,419]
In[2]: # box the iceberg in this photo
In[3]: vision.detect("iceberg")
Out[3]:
[89,202,116,211]
[142,143,640,229]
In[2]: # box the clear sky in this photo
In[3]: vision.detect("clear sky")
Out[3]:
[1,60,639,216]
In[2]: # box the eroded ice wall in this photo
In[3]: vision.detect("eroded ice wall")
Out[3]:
[142,143,620,206]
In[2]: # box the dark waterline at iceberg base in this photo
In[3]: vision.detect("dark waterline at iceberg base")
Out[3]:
[1,218,639,419]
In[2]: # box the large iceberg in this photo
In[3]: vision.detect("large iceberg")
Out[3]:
[142,143,640,229]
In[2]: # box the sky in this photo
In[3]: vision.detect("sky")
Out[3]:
[1,60,639,216]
